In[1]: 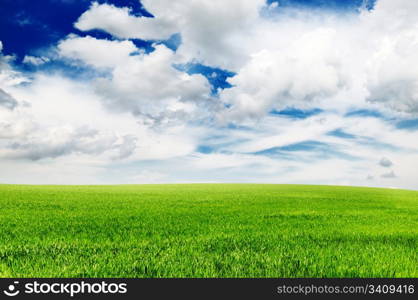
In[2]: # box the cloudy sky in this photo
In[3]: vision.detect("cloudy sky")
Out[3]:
[0,0,418,188]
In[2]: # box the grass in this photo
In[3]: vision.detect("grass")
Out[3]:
[0,184,417,277]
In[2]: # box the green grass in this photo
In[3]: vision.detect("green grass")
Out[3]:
[0,184,417,277]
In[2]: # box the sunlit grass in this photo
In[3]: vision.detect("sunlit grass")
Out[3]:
[0,184,417,277]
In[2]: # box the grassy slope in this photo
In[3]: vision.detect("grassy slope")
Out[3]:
[0,184,417,277]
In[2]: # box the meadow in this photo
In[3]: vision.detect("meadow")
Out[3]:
[0,184,417,277]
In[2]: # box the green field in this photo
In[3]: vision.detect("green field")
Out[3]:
[0,184,417,277]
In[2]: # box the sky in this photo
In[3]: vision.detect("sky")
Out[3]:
[0,0,418,189]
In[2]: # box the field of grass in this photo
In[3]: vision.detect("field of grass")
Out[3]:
[0,184,417,277]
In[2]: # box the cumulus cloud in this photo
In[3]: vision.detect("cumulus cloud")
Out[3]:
[379,157,393,168]
[0,88,18,110]
[2,1,418,188]
[0,61,202,166]
[75,2,177,40]
[72,0,418,119]
[0,43,27,120]
[58,36,211,124]
[115,135,138,160]
[12,129,136,162]
[0,50,138,162]
[215,0,418,120]
[0,42,29,87]
[93,44,211,123]
[3,126,118,160]
[75,0,266,69]
[23,55,50,66]
[215,0,418,121]
[0,86,139,162]
[381,170,396,179]
[365,0,418,114]
[58,35,138,68]
[218,28,352,121]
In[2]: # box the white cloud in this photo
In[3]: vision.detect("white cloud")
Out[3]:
[1,126,119,160]
[75,2,177,40]
[0,88,18,110]
[23,55,50,66]
[379,157,393,168]
[6,71,204,161]
[0,76,137,162]
[0,42,29,88]
[218,27,353,121]
[58,35,138,68]
[366,29,418,113]
[381,170,396,178]
[73,0,418,116]
[75,0,266,69]
[2,1,418,188]
[58,36,211,123]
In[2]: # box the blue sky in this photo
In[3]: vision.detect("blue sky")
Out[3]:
[0,1,150,58]
[1,0,418,189]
